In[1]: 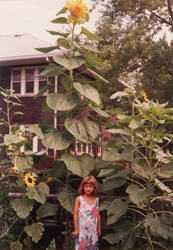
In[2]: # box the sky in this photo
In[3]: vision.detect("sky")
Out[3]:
[0,0,100,44]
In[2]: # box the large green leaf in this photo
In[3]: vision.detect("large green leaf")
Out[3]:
[12,155,33,172]
[46,92,79,111]
[102,148,131,162]
[42,128,74,150]
[34,83,52,99]
[10,240,23,250]
[65,118,99,143]
[10,199,33,219]
[62,153,95,177]
[82,43,99,53]
[126,184,151,206]
[103,170,129,191]
[81,27,103,41]
[110,91,129,99]
[90,105,110,118]
[24,222,45,243]
[4,134,20,145]
[87,68,110,84]
[158,163,173,178]
[35,46,57,53]
[51,17,67,24]
[26,182,49,204]
[144,214,173,239]
[49,160,67,179]
[107,199,128,224]
[73,82,100,105]
[103,221,134,245]
[56,7,68,15]
[46,30,69,37]
[128,119,141,129]
[26,125,44,139]
[132,163,150,179]
[102,233,120,245]
[57,38,70,49]
[85,52,102,67]
[37,202,58,219]
[99,201,111,211]
[38,63,65,77]
[58,189,75,214]
[53,55,85,70]
[106,128,132,136]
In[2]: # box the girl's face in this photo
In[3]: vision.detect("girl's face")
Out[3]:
[84,183,94,196]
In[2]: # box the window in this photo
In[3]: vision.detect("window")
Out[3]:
[11,67,52,96]
[38,68,48,91]
[20,125,47,155]
[25,69,34,93]
[12,70,21,94]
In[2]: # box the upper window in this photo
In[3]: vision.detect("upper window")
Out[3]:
[11,67,50,96]
[12,70,21,94]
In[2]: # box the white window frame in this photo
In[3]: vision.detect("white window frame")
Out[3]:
[20,125,47,155]
[11,66,49,97]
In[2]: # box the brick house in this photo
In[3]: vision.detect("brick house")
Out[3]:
[0,33,103,166]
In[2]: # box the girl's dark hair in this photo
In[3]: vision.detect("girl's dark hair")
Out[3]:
[78,175,98,195]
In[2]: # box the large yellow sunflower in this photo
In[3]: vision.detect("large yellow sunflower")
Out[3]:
[65,0,88,24]
[24,173,36,188]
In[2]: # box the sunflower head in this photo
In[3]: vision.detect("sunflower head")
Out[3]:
[141,90,147,101]
[24,173,36,188]
[64,0,88,25]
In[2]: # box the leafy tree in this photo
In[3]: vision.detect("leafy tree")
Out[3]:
[92,0,173,105]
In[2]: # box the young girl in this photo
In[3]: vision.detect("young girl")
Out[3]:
[73,175,101,250]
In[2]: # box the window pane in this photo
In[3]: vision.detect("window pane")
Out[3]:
[13,82,21,93]
[39,68,47,81]
[13,70,21,81]
[26,69,34,81]
[38,68,47,91]
[39,81,47,90]
[38,139,46,152]
[26,81,34,93]
[25,69,34,93]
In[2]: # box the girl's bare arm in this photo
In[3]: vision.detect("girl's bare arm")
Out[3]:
[73,196,80,236]
[97,212,101,236]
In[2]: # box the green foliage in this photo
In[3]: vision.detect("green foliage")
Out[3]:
[26,183,49,204]
[2,1,173,249]
[10,199,34,219]
[46,92,80,111]
[42,128,74,150]
[73,81,101,105]
[62,153,95,177]
[64,118,99,143]
[98,88,173,249]
[37,202,58,219]
[58,189,75,214]
[24,222,45,243]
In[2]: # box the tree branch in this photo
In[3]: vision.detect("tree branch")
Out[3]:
[167,0,173,22]
[147,8,173,26]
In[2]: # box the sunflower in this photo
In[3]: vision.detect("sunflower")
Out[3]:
[141,90,147,101]
[65,0,88,24]
[24,173,36,188]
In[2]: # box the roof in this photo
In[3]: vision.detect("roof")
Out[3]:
[0,33,60,66]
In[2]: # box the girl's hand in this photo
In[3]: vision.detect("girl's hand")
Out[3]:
[98,228,101,236]
[72,230,79,237]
